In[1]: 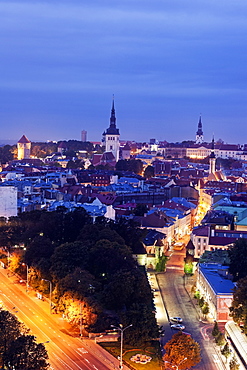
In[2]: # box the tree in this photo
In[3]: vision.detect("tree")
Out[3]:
[116,159,143,174]
[229,355,240,370]
[201,302,209,318]
[156,255,168,272]
[86,239,135,282]
[198,297,204,308]
[58,267,99,299]
[0,309,23,361]
[229,276,247,334]
[212,321,220,337]
[221,342,231,362]
[133,203,148,216]
[101,270,136,310]
[228,238,247,281]
[0,145,14,163]
[163,331,201,369]
[215,332,226,347]
[66,159,84,169]
[3,335,49,370]
[143,165,154,179]
[50,241,88,280]
[24,235,54,266]
[120,303,159,346]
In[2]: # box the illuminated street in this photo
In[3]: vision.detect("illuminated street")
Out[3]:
[0,267,125,370]
[152,244,226,370]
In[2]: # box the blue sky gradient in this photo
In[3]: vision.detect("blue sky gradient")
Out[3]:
[0,0,247,143]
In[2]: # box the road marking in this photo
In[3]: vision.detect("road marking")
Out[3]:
[77,348,88,354]
[93,365,98,370]
[85,358,90,363]
[200,324,210,341]
[212,354,220,363]
[53,353,78,369]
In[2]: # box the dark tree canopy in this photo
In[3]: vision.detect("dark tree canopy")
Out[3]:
[228,238,247,281]
[143,165,154,179]
[120,303,158,346]
[230,276,247,334]
[0,208,158,345]
[3,335,49,370]
[51,241,88,281]
[116,159,143,174]
[0,309,49,370]
[58,267,100,299]
[0,145,14,163]
[0,310,23,357]
[133,203,148,216]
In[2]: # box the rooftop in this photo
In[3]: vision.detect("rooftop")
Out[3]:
[199,263,235,295]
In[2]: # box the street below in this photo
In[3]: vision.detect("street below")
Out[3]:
[152,241,226,370]
[0,267,124,370]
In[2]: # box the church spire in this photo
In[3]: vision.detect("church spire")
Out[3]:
[110,95,116,128]
[210,135,215,157]
[105,95,119,135]
[196,115,203,144]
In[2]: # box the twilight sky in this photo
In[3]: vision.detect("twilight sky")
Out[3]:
[0,0,247,144]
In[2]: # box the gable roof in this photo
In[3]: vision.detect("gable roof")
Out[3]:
[18,135,30,144]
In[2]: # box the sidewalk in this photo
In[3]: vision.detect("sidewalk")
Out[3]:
[182,272,227,370]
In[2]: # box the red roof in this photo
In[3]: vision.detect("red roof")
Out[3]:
[18,135,30,143]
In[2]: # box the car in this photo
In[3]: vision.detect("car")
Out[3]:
[170,323,185,331]
[170,317,183,323]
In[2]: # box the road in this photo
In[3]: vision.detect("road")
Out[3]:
[151,242,226,370]
[0,267,124,370]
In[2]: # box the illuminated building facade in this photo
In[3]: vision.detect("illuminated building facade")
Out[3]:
[17,135,31,160]
[102,97,120,162]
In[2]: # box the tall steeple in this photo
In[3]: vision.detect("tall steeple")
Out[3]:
[196,115,203,144]
[103,96,120,162]
[109,96,116,128]
[106,95,119,135]
[209,136,216,174]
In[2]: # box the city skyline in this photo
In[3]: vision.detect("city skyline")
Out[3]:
[1,1,247,144]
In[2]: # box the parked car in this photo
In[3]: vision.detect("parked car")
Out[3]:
[170,317,183,323]
[170,323,185,331]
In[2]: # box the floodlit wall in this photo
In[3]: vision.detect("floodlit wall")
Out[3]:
[0,186,18,218]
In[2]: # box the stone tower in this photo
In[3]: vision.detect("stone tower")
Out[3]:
[17,135,31,160]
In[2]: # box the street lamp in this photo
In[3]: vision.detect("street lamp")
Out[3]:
[7,250,10,269]
[42,279,53,314]
[79,302,83,338]
[111,324,132,370]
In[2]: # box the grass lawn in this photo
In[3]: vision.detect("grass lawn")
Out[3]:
[100,340,162,370]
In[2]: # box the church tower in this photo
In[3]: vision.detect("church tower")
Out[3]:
[196,116,203,144]
[103,96,120,162]
[209,136,216,175]
[17,135,31,160]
